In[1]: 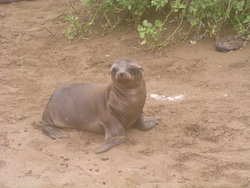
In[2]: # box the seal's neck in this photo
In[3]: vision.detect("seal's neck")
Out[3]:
[111,82,146,96]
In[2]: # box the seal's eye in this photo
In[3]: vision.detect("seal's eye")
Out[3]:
[128,67,138,73]
[111,67,118,73]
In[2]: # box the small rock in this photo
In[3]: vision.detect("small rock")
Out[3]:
[216,36,244,52]
[177,178,186,183]
[24,127,28,132]
[25,170,33,176]
[101,157,109,161]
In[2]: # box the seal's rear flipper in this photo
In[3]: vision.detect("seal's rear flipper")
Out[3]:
[42,125,68,139]
[95,136,127,154]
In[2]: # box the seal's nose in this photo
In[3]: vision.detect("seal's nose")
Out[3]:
[117,72,125,77]
[115,70,132,81]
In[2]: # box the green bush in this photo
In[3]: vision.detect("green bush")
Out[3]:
[65,0,249,48]
[137,19,165,49]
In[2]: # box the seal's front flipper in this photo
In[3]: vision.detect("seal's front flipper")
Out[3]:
[143,119,159,130]
[95,136,127,154]
[42,125,68,139]
[135,115,160,131]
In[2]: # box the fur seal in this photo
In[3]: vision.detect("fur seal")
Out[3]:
[42,58,158,153]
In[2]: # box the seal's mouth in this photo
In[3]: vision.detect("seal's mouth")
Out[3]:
[115,72,133,82]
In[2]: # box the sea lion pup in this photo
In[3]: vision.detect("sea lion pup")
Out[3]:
[42,58,158,153]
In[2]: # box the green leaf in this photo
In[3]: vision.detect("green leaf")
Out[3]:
[67,33,75,40]
[139,32,145,39]
[243,16,250,24]
[147,28,153,33]
[87,21,93,26]
[143,20,148,26]
[64,15,71,21]
[137,25,145,32]
[190,19,198,27]
[155,19,163,27]
[140,39,147,45]
[151,0,168,9]
[147,22,153,27]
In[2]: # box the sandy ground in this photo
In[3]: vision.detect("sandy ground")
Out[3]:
[0,0,250,188]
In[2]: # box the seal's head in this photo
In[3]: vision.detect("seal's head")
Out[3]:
[110,59,144,89]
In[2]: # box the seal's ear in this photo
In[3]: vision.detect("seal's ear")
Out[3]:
[131,62,143,71]
[139,66,143,72]
[109,64,114,74]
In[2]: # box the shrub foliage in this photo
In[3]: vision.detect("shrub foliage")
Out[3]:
[65,0,250,48]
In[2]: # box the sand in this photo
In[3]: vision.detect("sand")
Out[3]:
[0,0,250,187]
